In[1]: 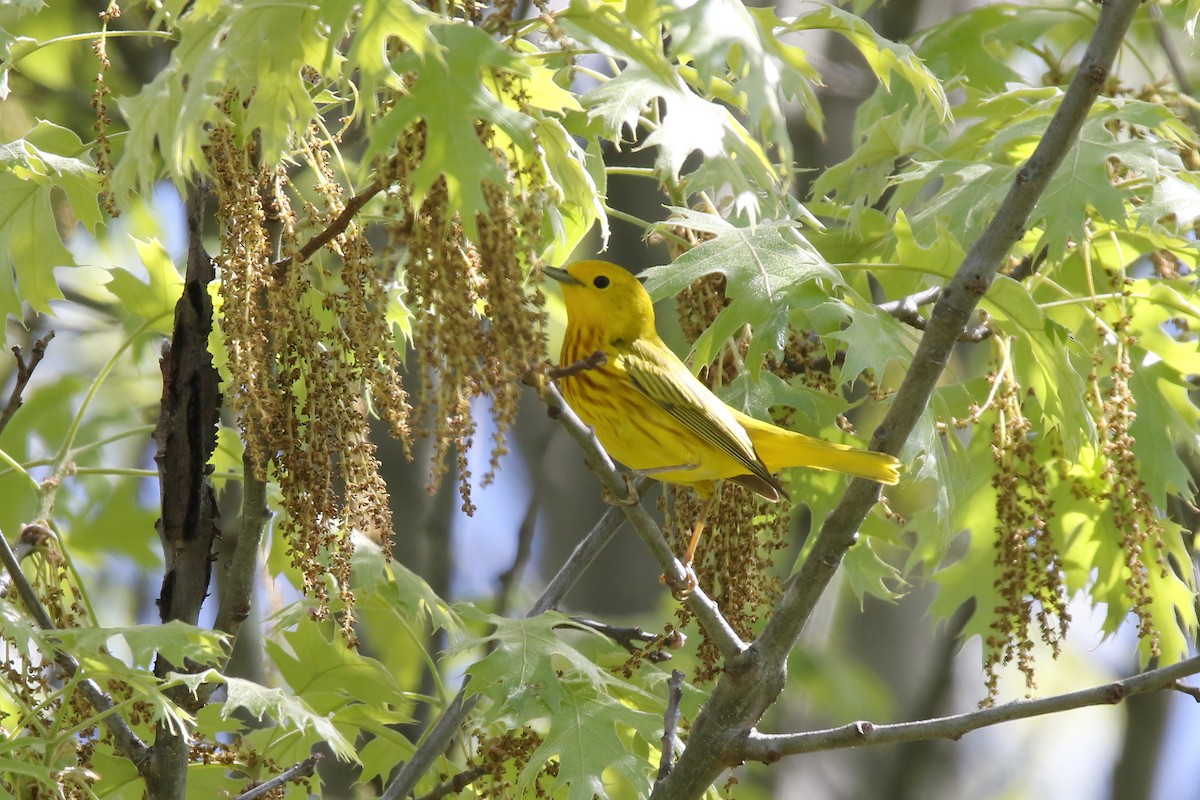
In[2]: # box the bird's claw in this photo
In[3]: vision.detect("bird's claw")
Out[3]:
[660,564,698,601]
[601,472,641,506]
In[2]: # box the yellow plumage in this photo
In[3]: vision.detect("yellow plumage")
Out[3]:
[545,260,900,572]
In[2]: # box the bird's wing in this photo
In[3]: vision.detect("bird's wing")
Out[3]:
[620,337,783,498]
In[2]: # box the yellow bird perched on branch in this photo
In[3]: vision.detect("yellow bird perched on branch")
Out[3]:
[544,260,900,580]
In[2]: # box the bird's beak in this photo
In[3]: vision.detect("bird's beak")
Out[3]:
[543,266,583,285]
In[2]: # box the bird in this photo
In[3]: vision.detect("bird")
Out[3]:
[543,260,901,586]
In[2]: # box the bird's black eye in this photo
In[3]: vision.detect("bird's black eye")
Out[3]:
[593,275,610,289]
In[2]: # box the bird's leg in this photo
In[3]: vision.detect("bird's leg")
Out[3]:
[600,472,641,506]
[662,490,717,601]
[682,491,718,568]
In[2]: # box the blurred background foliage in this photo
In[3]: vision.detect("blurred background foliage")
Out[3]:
[1,0,1199,798]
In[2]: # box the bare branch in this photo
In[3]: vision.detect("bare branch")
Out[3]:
[234,753,322,800]
[1148,4,1200,131]
[735,654,1200,762]
[0,523,151,769]
[213,451,269,639]
[1169,680,1200,703]
[496,491,540,617]
[272,177,387,274]
[652,3,1147,796]
[384,501,635,800]
[569,616,670,661]
[533,379,747,657]
[0,330,55,435]
[413,765,490,800]
[655,670,686,786]
[527,501,630,617]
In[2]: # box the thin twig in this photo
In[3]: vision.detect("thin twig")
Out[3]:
[0,523,51,598]
[0,523,151,769]
[877,247,1045,341]
[0,330,55,435]
[527,501,631,616]
[547,350,608,380]
[569,616,669,661]
[234,753,322,800]
[496,490,540,617]
[534,379,747,658]
[735,653,1200,762]
[655,669,686,785]
[1169,680,1200,702]
[382,688,477,800]
[193,451,272,707]
[877,287,993,342]
[272,177,387,274]
[384,477,660,800]
[414,765,490,800]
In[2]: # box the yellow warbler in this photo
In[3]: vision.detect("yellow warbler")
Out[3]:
[545,260,900,570]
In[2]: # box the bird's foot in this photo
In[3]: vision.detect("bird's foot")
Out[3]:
[601,472,641,506]
[660,563,698,601]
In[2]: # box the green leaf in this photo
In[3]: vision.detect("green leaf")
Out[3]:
[52,621,228,667]
[267,622,414,716]
[826,304,913,384]
[1128,360,1200,509]
[641,210,843,373]
[101,238,184,334]
[460,611,662,800]
[371,25,536,238]
[322,0,439,108]
[1004,308,1092,460]
[517,693,658,800]
[462,612,617,716]
[0,121,101,325]
[665,0,808,159]
[844,538,905,602]
[169,669,358,762]
[785,5,949,120]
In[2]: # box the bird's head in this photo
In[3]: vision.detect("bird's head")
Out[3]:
[543,260,658,342]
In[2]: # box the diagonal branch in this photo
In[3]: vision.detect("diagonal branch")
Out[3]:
[0,330,55,435]
[734,653,1200,761]
[382,479,649,800]
[652,2,1146,796]
[533,379,747,658]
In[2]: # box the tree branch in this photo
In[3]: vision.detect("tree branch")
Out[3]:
[533,379,747,657]
[413,766,490,800]
[569,617,671,661]
[272,176,387,274]
[734,653,1200,762]
[0,330,55,435]
[652,3,1146,796]
[234,753,322,800]
[383,483,645,800]
[655,669,685,786]
[146,192,224,798]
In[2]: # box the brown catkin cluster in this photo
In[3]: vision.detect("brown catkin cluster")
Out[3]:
[211,111,408,642]
[1090,321,1165,655]
[467,728,557,796]
[91,3,121,218]
[384,119,548,514]
[983,366,1069,701]
[668,274,788,681]
[668,485,787,682]
[0,528,100,799]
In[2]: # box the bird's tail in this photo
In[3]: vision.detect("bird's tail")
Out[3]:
[737,412,901,485]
